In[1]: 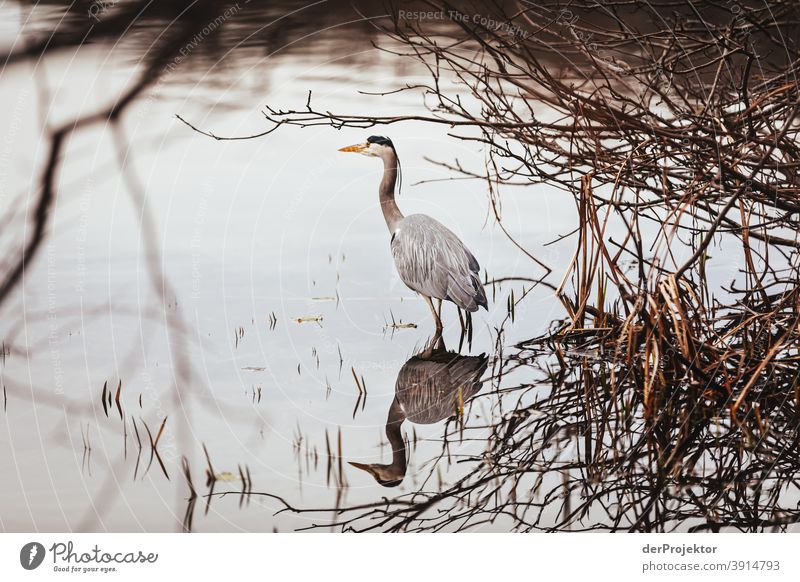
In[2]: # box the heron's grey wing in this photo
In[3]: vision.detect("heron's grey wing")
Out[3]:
[390,216,447,300]
[391,214,487,311]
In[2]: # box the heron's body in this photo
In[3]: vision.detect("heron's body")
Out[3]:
[340,135,487,331]
[391,214,486,312]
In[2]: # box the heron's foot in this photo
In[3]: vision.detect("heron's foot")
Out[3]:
[433,330,445,350]
[420,328,445,359]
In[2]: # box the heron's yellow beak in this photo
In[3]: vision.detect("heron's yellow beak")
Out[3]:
[338,143,368,153]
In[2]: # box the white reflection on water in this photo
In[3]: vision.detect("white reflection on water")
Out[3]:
[0,16,570,531]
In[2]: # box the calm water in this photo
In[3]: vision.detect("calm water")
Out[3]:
[0,0,571,532]
[1,1,797,533]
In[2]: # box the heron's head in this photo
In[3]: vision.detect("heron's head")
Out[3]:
[348,461,404,487]
[338,135,395,158]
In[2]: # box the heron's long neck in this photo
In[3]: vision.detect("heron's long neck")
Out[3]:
[384,398,407,474]
[379,150,403,232]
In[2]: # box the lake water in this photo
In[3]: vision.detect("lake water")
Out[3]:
[1,1,797,533]
[0,1,572,532]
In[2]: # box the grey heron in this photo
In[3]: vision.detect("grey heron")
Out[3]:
[349,342,489,487]
[338,136,488,332]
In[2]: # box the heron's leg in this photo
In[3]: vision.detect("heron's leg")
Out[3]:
[420,297,444,359]
[423,295,443,332]
[436,298,443,318]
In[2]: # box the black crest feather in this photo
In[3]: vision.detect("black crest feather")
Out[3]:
[367,135,393,146]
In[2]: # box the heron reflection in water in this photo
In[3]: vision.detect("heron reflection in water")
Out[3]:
[349,338,489,487]
[338,137,488,332]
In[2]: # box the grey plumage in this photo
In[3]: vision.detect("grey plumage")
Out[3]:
[396,348,489,424]
[391,214,488,312]
[349,347,489,487]
[338,135,488,329]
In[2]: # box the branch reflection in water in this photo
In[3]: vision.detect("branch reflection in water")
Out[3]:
[227,326,800,533]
